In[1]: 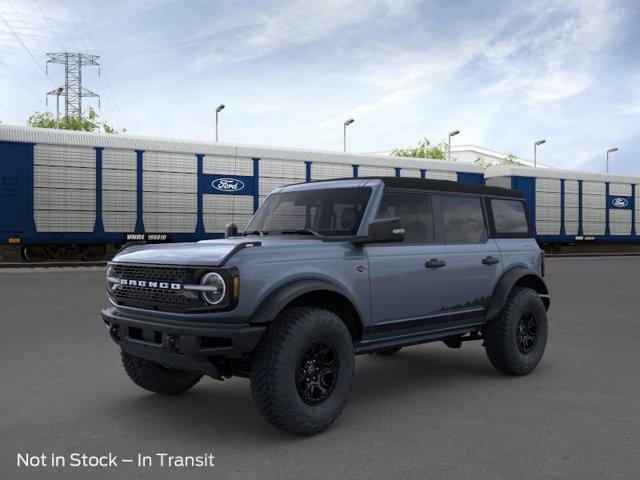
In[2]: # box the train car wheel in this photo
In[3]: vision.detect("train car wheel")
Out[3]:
[22,245,49,263]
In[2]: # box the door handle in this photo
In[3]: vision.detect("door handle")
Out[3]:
[482,256,500,265]
[425,258,446,269]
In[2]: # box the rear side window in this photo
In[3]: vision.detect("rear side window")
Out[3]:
[376,191,434,243]
[491,199,529,233]
[440,195,487,244]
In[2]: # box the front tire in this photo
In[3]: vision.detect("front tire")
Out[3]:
[483,287,548,375]
[250,307,354,436]
[121,350,202,395]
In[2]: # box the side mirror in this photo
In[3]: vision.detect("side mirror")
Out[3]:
[225,222,238,238]
[364,217,405,243]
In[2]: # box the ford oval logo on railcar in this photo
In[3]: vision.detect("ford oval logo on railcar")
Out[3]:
[212,178,245,192]
[611,197,629,208]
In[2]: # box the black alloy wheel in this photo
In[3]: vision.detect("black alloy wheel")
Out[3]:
[295,340,338,405]
[517,310,538,354]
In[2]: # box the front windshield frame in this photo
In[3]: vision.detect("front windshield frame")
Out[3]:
[244,186,373,238]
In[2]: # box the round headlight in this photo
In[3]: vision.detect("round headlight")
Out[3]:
[200,272,226,305]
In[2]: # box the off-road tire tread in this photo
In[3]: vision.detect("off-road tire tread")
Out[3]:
[484,287,547,375]
[121,350,202,395]
[250,307,354,436]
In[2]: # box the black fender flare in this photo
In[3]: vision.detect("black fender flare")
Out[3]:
[248,279,364,326]
[485,267,550,322]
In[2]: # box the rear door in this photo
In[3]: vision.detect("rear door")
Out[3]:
[365,190,450,336]
[0,142,29,232]
[437,194,502,323]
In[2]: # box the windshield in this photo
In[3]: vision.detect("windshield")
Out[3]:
[245,187,372,237]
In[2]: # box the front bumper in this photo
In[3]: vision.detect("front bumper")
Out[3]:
[101,307,265,377]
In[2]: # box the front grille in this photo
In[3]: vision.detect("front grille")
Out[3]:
[109,263,205,312]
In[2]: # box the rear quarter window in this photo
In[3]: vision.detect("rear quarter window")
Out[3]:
[491,199,529,234]
[440,195,487,244]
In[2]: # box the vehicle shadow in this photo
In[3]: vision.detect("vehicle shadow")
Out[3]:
[104,344,509,442]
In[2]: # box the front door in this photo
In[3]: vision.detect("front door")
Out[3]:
[366,190,450,336]
[0,142,29,233]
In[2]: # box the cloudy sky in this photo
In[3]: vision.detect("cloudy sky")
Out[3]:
[1,0,639,173]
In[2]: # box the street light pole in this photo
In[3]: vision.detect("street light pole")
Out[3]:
[534,139,546,167]
[448,129,460,162]
[215,104,225,142]
[606,147,618,173]
[55,86,64,128]
[343,118,354,152]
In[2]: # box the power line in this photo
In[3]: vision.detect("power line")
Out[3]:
[5,0,64,85]
[71,0,96,48]
[61,0,89,51]
[0,102,25,122]
[0,11,56,87]
[34,0,67,52]
[6,0,46,53]
[0,57,42,101]
[70,0,125,129]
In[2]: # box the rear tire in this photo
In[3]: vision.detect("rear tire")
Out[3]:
[250,307,354,436]
[121,350,202,395]
[484,287,547,375]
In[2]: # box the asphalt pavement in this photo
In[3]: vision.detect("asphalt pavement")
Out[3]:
[1,257,639,479]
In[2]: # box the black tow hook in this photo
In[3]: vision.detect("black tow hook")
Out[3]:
[166,334,181,353]
[108,324,121,343]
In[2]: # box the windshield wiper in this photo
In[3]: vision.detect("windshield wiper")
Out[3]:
[241,230,268,236]
[281,228,323,237]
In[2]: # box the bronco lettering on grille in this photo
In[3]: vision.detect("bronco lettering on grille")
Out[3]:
[119,279,182,290]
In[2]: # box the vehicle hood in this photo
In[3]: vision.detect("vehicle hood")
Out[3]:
[111,236,322,267]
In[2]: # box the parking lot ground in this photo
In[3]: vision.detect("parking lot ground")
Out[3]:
[1,256,639,480]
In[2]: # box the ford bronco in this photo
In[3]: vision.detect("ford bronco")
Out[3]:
[102,177,550,435]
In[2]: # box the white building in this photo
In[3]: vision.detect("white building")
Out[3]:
[366,145,553,169]
[450,145,553,169]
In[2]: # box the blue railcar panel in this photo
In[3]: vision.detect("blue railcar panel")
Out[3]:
[0,141,30,233]
[135,150,144,234]
[252,158,259,213]
[560,179,565,236]
[196,154,205,235]
[510,176,536,237]
[457,172,483,185]
[578,180,583,236]
[632,185,637,236]
[305,161,312,182]
[605,182,610,237]
[94,148,104,234]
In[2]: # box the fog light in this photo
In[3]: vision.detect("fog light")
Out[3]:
[167,334,180,353]
[108,324,121,342]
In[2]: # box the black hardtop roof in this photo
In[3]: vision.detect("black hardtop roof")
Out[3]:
[308,177,524,199]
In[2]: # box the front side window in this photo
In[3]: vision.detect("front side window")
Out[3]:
[440,195,487,244]
[375,191,434,243]
[491,199,529,234]
[245,187,371,236]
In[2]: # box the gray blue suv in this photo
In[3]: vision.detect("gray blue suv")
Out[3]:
[102,177,550,435]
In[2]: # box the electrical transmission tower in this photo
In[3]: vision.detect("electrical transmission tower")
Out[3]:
[46,53,100,118]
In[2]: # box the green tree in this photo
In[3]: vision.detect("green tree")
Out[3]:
[475,153,522,168]
[27,107,125,133]
[391,138,450,160]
